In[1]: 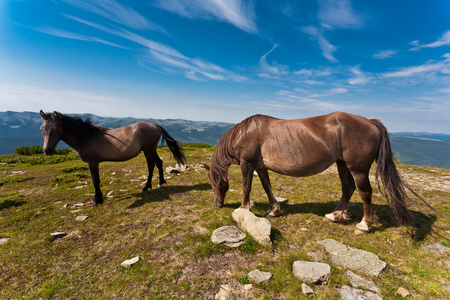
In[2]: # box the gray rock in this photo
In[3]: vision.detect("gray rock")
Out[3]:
[232,208,271,245]
[72,203,85,207]
[50,232,67,239]
[247,269,272,283]
[0,238,9,245]
[339,286,382,300]
[301,283,314,297]
[292,261,331,284]
[215,284,234,300]
[75,215,89,221]
[423,243,450,254]
[211,225,246,247]
[121,256,140,268]
[346,270,380,294]
[166,167,181,174]
[275,197,288,203]
[307,251,324,262]
[175,163,188,171]
[396,287,411,297]
[317,239,386,276]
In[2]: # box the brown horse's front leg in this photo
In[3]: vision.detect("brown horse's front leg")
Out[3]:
[88,161,103,206]
[240,162,254,210]
[256,168,281,217]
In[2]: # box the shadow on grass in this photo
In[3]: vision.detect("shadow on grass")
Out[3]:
[128,183,211,209]
[242,200,436,239]
[0,199,27,210]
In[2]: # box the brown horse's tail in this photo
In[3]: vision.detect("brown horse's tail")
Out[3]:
[156,125,186,165]
[370,119,432,225]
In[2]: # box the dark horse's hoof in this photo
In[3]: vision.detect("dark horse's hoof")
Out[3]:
[91,198,104,207]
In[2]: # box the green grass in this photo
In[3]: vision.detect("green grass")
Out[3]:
[0,144,449,299]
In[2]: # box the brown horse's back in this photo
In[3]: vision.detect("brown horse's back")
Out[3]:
[230,112,380,177]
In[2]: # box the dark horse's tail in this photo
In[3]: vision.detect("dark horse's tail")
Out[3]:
[370,119,432,225]
[156,125,186,165]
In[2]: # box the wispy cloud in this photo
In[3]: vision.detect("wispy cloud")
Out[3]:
[317,0,364,30]
[57,0,161,31]
[383,54,450,79]
[302,26,337,63]
[348,65,372,85]
[410,30,450,51]
[258,44,289,77]
[154,0,257,33]
[373,50,397,59]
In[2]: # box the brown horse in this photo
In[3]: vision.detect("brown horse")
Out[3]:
[208,112,426,233]
[40,110,185,206]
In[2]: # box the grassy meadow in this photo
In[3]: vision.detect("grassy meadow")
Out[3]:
[0,144,449,299]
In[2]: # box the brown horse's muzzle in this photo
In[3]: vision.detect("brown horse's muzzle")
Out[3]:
[214,198,224,208]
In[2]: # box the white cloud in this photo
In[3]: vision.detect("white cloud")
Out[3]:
[383,61,444,78]
[302,26,337,63]
[348,66,371,85]
[317,0,363,30]
[259,44,289,77]
[373,50,397,59]
[155,0,257,33]
[409,30,450,51]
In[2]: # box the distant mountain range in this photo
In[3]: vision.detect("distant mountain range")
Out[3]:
[1,111,450,169]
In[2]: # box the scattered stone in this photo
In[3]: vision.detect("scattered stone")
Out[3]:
[215,284,233,300]
[107,190,114,197]
[423,243,450,254]
[0,238,9,245]
[300,227,309,232]
[307,251,324,262]
[445,260,450,268]
[301,283,314,297]
[339,286,382,300]
[75,216,89,221]
[275,197,288,203]
[72,203,85,208]
[166,167,181,174]
[74,185,86,190]
[211,225,246,247]
[50,232,67,239]
[292,261,331,284]
[317,239,386,276]
[111,172,116,175]
[232,208,271,245]
[396,287,411,297]
[243,284,252,291]
[121,256,140,268]
[62,204,69,208]
[175,163,188,171]
[247,269,272,283]
[346,270,380,294]
[70,209,81,213]
[229,189,237,193]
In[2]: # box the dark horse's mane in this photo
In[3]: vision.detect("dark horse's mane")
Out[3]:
[50,112,105,140]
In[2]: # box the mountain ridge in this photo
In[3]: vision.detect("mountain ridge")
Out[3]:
[1,111,449,169]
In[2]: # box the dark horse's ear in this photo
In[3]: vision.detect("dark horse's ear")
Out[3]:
[40,110,48,120]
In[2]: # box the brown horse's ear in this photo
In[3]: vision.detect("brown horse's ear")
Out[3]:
[40,110,48,120]
[203,163,210,171]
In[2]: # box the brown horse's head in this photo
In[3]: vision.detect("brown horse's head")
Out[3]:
[206,163,229,208]
[40,110,64,155]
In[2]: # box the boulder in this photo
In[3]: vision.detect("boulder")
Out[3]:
[317,239,386,276]
[232,208,271,245]
[211,225,246,247]
[292,261,331,284]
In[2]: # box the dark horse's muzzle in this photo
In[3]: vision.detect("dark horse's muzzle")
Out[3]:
[43,147,55,156]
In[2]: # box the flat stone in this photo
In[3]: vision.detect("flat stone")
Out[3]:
[275,197,288,203]
[396,287,411,297]
[247,269,272,283]
[166,167,181,174]
[211,225,246,247]
[292,261,330,284]
[346,270,380,294]
[0,238,9,245]
[121,256,140,268]
[215,284,233,300]
[423,243,450,254]
[50,232,67,238]
[75,215,89,221]
[339,286,382,300]
[301,283,314,296]
[72,203,85,207]
[317,239,386,276]
[232,208,271,245]
[307,251,324,262]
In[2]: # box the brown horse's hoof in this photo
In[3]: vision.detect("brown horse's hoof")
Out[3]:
[355,228,369,235]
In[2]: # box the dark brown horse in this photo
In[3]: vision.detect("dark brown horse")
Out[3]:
[40,110,185,206]
[208,112,426,233]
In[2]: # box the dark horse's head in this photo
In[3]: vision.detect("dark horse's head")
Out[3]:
[206,162,229,208]
[40,110,64,156]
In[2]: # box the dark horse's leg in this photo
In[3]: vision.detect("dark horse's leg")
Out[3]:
[325,161,355,222]
[88,161,103,206]
[142,150,156,192]
[257,168,281,217]
[154,153,166,188]
[240,162,254,210]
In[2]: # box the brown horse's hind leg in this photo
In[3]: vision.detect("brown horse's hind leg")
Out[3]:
[256,168,281,217]
[240,162,254,210]
[325,161,355,222]
[142,151,156,192]
[352,171,373,234]
[88,161,103,206]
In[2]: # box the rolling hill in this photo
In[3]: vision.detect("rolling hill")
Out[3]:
[1,111,449,169]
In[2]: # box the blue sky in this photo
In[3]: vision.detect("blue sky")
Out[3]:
[1,0,450,133]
